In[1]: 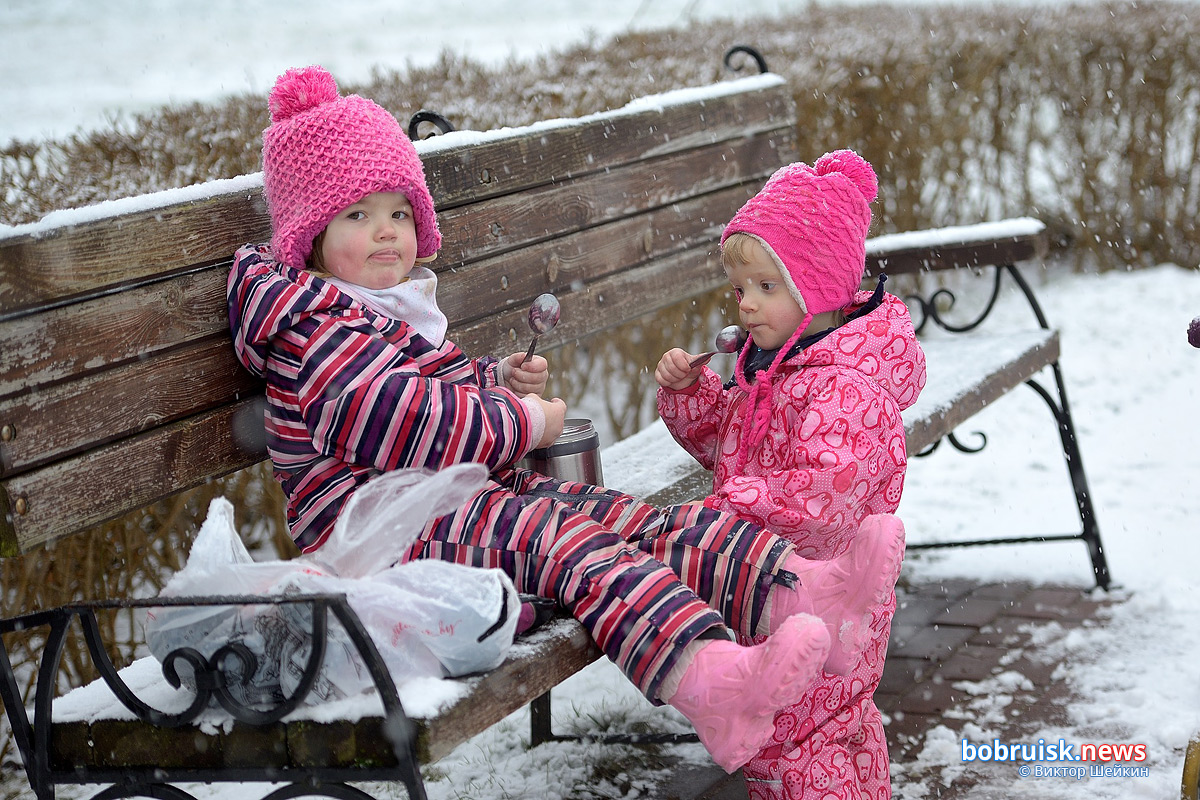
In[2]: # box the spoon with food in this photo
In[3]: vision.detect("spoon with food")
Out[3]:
[689,325,747,367]
[522,293,561,364]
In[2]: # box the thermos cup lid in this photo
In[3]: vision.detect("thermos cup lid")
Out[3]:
[528,418,599,458]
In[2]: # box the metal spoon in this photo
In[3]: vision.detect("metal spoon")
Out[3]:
[522,293,561,364]
[689,325,747,368]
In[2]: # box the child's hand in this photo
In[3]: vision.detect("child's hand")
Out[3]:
[527,394,566,447]
[655,348,704,391]
[502,353,549,396]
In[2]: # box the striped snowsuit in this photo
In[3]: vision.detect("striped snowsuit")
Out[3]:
[658,290,926,798]
[228,245,800,700]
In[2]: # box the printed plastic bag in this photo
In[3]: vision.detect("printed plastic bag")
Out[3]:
[145,463,519,706]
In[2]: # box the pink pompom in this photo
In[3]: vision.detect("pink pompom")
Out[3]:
[814,149,878,203]
[269,65,340,123]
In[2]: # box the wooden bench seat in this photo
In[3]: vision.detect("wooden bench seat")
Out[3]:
[46,615,600,772]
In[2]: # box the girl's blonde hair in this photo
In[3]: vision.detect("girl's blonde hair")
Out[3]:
[721,232,847,325]
[305,230,332,277]
[720,232,761,269]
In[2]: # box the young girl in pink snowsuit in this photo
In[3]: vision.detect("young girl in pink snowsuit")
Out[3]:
[228,66,910,773]
[656,150,926,798]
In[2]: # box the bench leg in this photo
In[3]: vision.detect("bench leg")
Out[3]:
[530,691,556,746]
[1024,363,1112,590]
[529,687,701,747]
[906,263,1112,590]
[1002,263,1111,590]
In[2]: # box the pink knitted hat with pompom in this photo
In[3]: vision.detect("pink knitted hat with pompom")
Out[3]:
[261,65,441,268]
[720,149,878,467]
[722,149,878,329]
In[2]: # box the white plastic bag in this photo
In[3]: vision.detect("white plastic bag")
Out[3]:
[145,463,519,706]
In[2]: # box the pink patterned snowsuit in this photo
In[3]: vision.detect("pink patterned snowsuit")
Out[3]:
[658,290,926,799]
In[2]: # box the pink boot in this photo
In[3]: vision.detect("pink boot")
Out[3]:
[767,514,906,676]
[666,613,830,773]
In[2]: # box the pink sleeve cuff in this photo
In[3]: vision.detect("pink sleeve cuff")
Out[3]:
[662,377,704,396]
[519,396,547,451]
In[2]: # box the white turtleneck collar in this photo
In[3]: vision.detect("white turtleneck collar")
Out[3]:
[326,267,449,346]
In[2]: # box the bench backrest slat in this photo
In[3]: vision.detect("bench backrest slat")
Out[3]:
[0,270,227,397]
[0,76,798,555]
[865,220,1049,276]
[2,401,261,551]
[1,337,258,476]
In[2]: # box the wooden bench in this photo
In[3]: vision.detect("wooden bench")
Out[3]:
[0,71,797,800]
[616,218,1111,591]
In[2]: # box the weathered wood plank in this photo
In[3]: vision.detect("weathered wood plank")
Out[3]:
[0,267,227,399]
[416,618,601,763]
[0,78,793,317]
[437,182,756,327]
[426,78,796,208]
[903,330,1060,453]
[0,400,263,555]
[0,191,269,320]
[865,225,1049,276]
[0,337,261,476]
[433,128,790,270]
[453,240,727,359]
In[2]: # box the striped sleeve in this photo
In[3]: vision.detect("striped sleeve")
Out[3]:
[289,314,534,473]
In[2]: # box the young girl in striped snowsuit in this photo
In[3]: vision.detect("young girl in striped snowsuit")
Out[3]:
[229,65,907,772]
[656,150,926,798]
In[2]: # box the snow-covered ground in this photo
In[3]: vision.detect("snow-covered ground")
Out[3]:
[3,2,1200,798]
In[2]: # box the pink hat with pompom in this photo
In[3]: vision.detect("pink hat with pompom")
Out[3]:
[261,65,441,268]
[720,150,878,468]
[722,149,878,330]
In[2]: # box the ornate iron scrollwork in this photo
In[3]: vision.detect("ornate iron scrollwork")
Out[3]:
[1,594,427,800]
[905,265,1005,335]
[75,596,333,728]
[914,431,988,458]
[724,45,768,75]
[407,110,456,140]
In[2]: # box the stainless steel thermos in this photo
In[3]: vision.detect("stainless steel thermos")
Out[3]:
[519,418,603,486]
